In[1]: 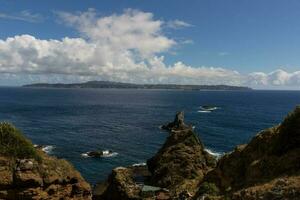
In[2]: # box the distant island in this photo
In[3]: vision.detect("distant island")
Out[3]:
[23,81,252,90]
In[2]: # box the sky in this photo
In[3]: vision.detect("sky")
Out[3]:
[0,0,300,89]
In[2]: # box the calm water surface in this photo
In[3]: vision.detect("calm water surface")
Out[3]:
[0,87,299,184]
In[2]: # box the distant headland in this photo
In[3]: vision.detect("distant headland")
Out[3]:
[23,81,252,91]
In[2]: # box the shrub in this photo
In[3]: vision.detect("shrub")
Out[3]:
[198,182,220,195]
[0,122,40,161]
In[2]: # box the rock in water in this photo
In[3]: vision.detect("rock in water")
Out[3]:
[148,112,216,196]
[161,111,192,131]
[0,122,92,200]
[94,111,216,199]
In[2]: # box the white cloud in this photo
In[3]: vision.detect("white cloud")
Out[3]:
[0,9,299,89]
[0,10,43,23]
[247,69,300,88]
[56,8,175,57]
[166,19,193,29]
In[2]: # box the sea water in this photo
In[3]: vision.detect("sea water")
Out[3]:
[0,87,299,185]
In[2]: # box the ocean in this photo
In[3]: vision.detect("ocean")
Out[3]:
[0,87,299,185]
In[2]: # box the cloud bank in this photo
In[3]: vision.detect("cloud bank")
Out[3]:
[0,9,299,89]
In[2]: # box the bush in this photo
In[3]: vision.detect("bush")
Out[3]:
[198,182,220,195]
[0,122,40,161]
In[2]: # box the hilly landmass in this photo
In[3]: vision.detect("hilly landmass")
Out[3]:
[23,81,252,91]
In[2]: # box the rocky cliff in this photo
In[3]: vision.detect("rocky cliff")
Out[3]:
[148,112,216,196]
[0,122,92,200]
[94,108,300,200]
[94,111,217,199]
[198,106,300,199]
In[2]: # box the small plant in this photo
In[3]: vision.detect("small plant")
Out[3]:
[198,182,220,195]
[0,122,40,161]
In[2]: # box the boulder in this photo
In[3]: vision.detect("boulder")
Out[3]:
[93,167,142,200]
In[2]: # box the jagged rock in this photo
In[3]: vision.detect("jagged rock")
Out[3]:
[148,112,216,196]
[197,106,300,199]
[94,112,216,199]
[161,111,192,131]
[93,166,142,200]
[147,128,216,196]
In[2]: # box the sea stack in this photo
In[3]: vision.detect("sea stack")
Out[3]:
[94,111,216,199]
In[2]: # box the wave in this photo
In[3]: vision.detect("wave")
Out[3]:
[132,162,146,167]
[102,152,118,157]
[34,144,55,154]
[199,106,219,111]
[197,110,212,113]
[204,148,223,159]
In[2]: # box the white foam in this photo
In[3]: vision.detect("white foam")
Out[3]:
[199,106,219,111]
[132,162,146,167]
[42,145,55,154]
[205,148,222,159]
[102,152,118,157]
[81,153,90,157]
[81,150,118,158]
[197,110,212,113]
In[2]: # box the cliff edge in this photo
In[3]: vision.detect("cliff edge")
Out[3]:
[0,122,92,200]
[199,106,300,199]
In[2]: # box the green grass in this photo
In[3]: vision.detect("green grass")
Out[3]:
[0,122,40,161]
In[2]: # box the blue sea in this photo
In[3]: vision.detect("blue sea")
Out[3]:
[0,87,299,185]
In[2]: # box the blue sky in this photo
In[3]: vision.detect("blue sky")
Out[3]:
[0,0,300,88]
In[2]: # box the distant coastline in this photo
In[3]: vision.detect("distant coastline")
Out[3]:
[23,81,252,91]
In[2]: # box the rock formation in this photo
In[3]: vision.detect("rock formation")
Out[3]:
[94,107,300,200]
[197,106,300,199]
[161,111,193,131]
[94,111,216,199]
[148,113,216,196]
[0,122,92,200]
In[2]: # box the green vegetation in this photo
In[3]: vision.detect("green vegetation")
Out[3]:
[198,182,220,196]
[0,122,40,161]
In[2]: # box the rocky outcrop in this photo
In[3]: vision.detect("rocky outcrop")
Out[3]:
[93,166,145,200]
[0,122,92,200]
[94,111,216,199]
[197,106,300,199]
[161,111,191,131]
[148,113,216,196]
